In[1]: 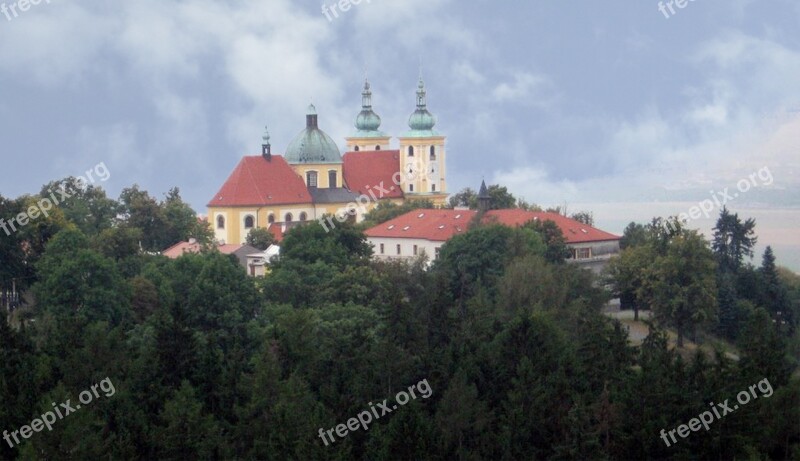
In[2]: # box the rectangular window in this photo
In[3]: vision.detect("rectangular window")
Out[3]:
[380,243,384,254]
[577,248,591,259]
[396,244,401,255]
[431,184,436,192]
[413,245,418,255]
[328,171,337,188]
[306,171,318,188]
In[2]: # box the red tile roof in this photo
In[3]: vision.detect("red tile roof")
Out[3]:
[365,209,473,241]
[342,150,404,199]
[364,209,619,244]
[208,156,312,207]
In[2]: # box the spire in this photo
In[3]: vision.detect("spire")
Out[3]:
[478,180,491,211]
[261,125,272,161]
[353,79,384,135]
[416,77,427,110]
[361,79,373,110]
[408,77,437,133]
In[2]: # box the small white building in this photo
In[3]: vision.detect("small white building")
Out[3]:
[245,244,281,277]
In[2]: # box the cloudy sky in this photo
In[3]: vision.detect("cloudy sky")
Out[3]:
[1,0,798,267]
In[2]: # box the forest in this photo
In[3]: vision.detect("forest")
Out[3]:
[1,178,799,460]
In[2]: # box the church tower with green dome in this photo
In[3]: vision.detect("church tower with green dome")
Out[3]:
[398,77,447,200]
[285,104,344,189]
[345,80,392,152]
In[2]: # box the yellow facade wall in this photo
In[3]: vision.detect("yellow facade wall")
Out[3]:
[291,163,344,189]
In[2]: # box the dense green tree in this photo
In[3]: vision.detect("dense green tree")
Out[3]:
[0,195,29,288]
[155,381,225,460]
[759,246,794,334]
[0,320,38,461]
[649,231,717,347]
[712,207,757,273]
[92,226,143,261]
[434,224,520,309]
[39,178,119,237]
[33,227,132,326]
[524,218,571,264]
[435,369,492,460]
[604,244,657,320]
[118,186,208,251]
[619,222,648,250]
[245,227,276,250]
[738,307,792,386]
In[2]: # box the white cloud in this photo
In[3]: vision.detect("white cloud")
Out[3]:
[492,72,548,103]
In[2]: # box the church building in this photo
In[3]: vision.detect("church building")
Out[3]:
[208,78,449,244]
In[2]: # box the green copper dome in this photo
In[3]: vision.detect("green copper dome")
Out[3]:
[353,80,387,138]
[285,104,343,164]
[405,78,438,137]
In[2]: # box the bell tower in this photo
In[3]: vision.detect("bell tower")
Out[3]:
[397,78,447,204]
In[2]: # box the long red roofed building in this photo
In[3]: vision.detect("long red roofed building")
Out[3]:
[365,207,620,273]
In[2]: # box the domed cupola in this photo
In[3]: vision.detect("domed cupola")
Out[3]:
[354,80,386,137]
[285,104,343,164]
[407,78,437,135]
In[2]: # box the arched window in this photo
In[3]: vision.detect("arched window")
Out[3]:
[299,212,308,221]
[354,146,360,152]
[328,170,337,188]
[408,146,414,157]
[375,145,381,151]
[306,171,318,188]
[285,213,293,223]
[430,146,436,160]
[268,214,275,224]
[216,215,225,229]
[244,215,255,229]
